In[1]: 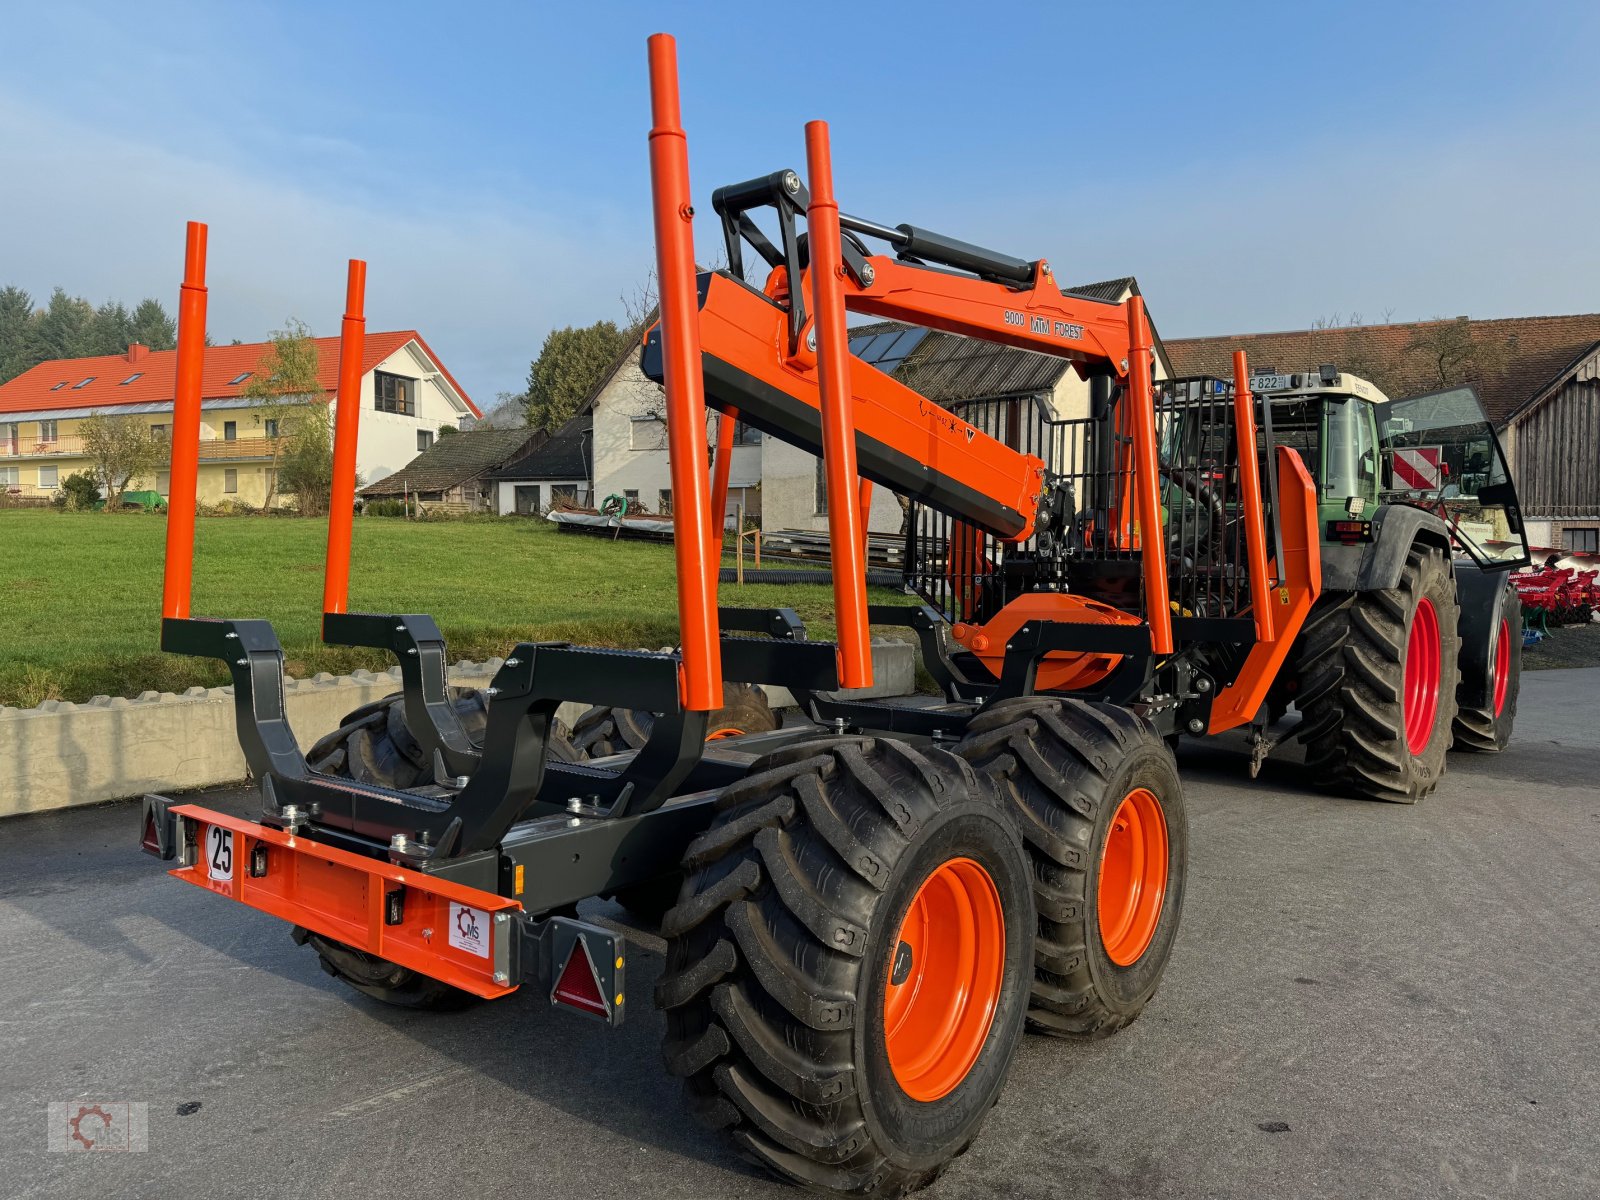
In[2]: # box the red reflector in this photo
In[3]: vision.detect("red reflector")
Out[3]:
[141,811,161,855]
[552,938,608,1016]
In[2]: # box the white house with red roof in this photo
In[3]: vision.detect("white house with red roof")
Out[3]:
[0,332,477,507]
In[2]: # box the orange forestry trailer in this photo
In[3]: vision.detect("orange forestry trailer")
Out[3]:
[136,30,1528,1198]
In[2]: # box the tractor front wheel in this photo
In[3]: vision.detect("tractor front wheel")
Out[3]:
[657,737,1033,1197]
[956,697,1187,1038]
[1452,577,1522,752]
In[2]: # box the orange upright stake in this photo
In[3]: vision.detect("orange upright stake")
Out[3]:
[805,119,872,688]
[1127,296,1173,655]
[647,32,721,710]
[856,478,874,557]
[322,259,368,619]
[1231,350,1275,643]
[707,406,738,581]
[161,221,209,622]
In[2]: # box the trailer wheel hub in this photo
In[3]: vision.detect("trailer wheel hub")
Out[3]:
[1404,597,1442,753]
[1098,787,1168,967]
[883,857,1004,1102]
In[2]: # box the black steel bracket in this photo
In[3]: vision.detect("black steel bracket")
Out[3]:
[320,611,480,779]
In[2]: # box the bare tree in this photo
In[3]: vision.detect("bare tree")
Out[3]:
[80,413,161,509]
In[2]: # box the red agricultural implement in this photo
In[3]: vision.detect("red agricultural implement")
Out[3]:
[1515,565,1599,628]
[138,31,1532,1195]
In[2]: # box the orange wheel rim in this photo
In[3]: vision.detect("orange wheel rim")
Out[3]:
[883,857,1005,1102]
[704,727,744,741]
[1097,788,1169,967]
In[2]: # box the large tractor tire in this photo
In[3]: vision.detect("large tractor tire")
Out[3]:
[956,697,1186,1039]
[1292,542,1461,802]
[1453,578,1522,753]
[570,681,779,759]
[306,686,581,789]
[658,737,1033,1198]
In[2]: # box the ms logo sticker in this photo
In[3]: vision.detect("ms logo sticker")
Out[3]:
[449,902,489,958]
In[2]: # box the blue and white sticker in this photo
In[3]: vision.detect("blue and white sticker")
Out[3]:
[448,902,489,958]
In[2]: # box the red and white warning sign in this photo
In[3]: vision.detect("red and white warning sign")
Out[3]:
[1392,446,1443,491]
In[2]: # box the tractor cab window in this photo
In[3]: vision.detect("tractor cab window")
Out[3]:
[1320,397,1378,503]
[1380,385,1530,570]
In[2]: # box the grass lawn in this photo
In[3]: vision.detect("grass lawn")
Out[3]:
[0,510,915,708]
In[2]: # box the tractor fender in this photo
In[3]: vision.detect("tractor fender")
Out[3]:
[1454,564,1511,710]
[1319,504,1453,593]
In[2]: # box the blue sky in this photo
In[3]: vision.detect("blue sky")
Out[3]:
[2,0,1596,405]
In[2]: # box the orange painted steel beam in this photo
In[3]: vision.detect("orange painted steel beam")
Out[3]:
[168,805,520,999]
[804,119,872,689]
[707,406,738,582]
[647,32,722,710]
[322,259,368,619]
[1231,350,1275,643]
[1207,447,1322,732]
[856,478,873,558]
[161,221,209,621]
[1126,296,1172,655]
[688,272,1048,542]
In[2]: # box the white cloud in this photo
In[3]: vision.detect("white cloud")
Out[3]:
[0,95,654,402]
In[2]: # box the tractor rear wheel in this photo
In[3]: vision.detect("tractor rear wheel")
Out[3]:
[570,681,778,759]
[956,697,1187,1039]
[1452,578,1522,752]
[657,737,1033,1198]
[1293,542,1461,802]
[306,686,580,789]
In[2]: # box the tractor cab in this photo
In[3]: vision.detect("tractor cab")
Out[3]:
[1247,368,1530,570]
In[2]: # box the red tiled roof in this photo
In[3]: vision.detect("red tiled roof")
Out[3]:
[1165,314,1600,425]
[0,330,480,418]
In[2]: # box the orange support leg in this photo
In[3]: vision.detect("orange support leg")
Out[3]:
[857,478,873,558]
[647,32,721,710]
[161,221,209,622]
[804,119,872,689]
[707,406,738,583]
[1231,350,1275,644]
[1126,296,1172,655]
[322,259,367,619]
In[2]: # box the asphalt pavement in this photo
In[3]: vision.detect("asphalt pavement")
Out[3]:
[2,670,1597,1199]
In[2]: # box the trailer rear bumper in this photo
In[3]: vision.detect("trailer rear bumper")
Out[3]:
[145,798,521,1000]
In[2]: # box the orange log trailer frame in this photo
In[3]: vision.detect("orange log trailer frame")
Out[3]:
[160,221,209,623]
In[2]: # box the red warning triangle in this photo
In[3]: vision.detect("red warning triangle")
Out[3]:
[552,937,608,1016]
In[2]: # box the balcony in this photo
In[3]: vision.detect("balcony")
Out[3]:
[0,436,286,461]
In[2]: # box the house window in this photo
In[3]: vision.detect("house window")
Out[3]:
[263,419,279,439]
[38,419,58,442]
[733,421,762,445]
[39,465,59,488]
[419,491,443,502]
[417,430,435,452]
[814,457,828,515]
[121,372,142,385]
[624,489,640,509]
[375,371,415,416]
[1566,527,1599,554]
[223,421,237,441]
[513,485,541,515]
[230,371,253,385]
[72,377,95,389]
[157,471,171,495]
[0,465,18,488]
[151,423,169,440]
[552,484,578,506]
[224,469,238,494]
[658,488,673,514]
[630,416,666,450]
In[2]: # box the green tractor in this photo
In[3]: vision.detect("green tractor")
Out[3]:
[1163,368,1530,801]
